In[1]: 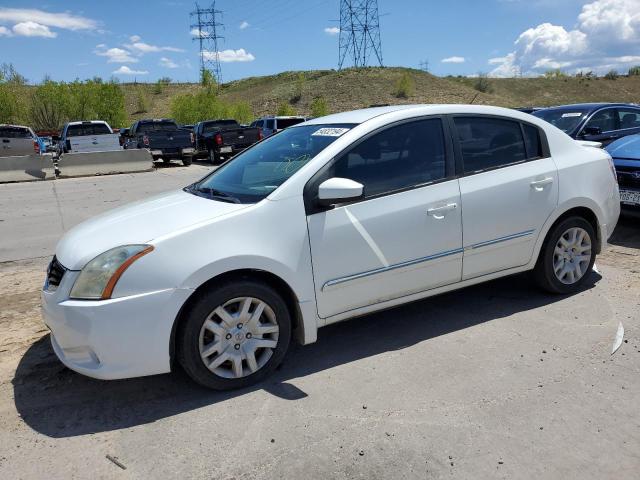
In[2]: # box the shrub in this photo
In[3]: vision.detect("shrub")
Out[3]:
[604,69,619,80]
[136,88,149,113]
[310,96,329,117]
[474,73,492,93]
[291,72,305,104]
[277,102,296,116]
[170,91,253,124]
[394,72,415,99]
[544,69,567,79]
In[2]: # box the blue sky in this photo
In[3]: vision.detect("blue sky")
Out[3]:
[0,0,638,83]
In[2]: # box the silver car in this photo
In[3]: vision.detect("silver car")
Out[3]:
[0,125,40,157]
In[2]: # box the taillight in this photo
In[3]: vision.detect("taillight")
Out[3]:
[214,133,223,146]
[190,132,194,144]
[143,135,150,146]
[33,140,40,154]
[258,128,263,141]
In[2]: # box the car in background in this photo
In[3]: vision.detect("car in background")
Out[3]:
[250,116,306,137]
[41,105,620,390]
[193,119,262,164]
[516,107,543,114]
[124,119,194,166]
[0,124,41,157]
[59,121,121,154]
[533,103,640,146]
[605,134,640,209]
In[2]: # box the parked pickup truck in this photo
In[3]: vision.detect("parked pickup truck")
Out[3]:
[59,121,121,154]
[193,119,262,164]
[124,119,194,166]
[1,124,42,157]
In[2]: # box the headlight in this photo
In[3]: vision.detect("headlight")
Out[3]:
[69,245,154,300]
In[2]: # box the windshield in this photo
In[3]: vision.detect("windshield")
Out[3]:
[533,108,588,133]
[188,124,354,203]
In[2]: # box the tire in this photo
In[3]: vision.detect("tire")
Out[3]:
[534,216,596,294]
[208,148,218,164]
[177,280,291,390]
[162,158,171,164]
[182,155,192,166]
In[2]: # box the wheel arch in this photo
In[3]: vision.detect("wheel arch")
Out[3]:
[169,268,307,368]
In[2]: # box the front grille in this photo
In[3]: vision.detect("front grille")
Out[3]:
[47,256,66,289]
[616,167,640,188]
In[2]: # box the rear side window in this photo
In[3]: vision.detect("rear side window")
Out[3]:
[0,127,32,138]
[617,109,640,129]
[332,118,447,198]
[454,117,526,173]
[266,119,275,130]
[523,124,543,159]
[276,118,305,129]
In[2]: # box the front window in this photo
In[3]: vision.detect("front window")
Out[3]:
[188,124,355,203]
[533,108,588,133]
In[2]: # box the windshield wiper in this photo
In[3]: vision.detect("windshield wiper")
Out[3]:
[196,186,242,204]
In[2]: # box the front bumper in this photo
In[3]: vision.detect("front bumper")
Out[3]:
[41,269,193,380]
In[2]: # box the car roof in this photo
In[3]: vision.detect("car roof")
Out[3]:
[0,124,31,130]
[66,120,110,125]
[302,104,541,126]
[535,103,640,113]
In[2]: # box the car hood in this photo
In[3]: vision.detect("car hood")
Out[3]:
[605,134,640,160]
[56,190,249,270]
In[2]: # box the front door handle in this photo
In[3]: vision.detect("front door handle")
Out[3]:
[530,177,553,191]
[427,203,457,219]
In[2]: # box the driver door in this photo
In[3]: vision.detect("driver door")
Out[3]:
[306,118,463,319]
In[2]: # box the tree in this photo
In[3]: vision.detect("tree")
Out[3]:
[135,88,150,114]
[474,73,492,93]
[310,96,329,117]
[291,72,306,103]
[30,81,70,130]
[604,69,619,80]
[629,66,640,76]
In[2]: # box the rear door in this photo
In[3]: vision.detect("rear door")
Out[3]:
[0,127,35,157]
[453,116,558,280]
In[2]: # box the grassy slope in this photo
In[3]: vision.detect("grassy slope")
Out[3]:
[119,67,640,125]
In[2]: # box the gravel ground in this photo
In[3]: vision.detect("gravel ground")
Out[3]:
[0,169,638,479]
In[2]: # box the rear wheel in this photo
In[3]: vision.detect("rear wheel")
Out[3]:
[534,216,596,294]
[178,280,291,390]
[182,155,192,166]
[208,148,218,164]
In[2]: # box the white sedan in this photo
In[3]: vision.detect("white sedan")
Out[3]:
[41,105,621,390]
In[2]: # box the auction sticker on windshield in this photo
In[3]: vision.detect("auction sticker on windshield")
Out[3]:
[312,127,350,137]
[562,112,583,118]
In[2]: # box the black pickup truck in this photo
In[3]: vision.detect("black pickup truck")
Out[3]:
[193,119,262,164]
[124,119,195,166]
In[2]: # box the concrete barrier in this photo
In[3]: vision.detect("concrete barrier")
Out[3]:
[58,149,153,178]
[0,154,55,183]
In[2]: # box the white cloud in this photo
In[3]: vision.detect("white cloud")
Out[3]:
[95,47,138,63]
[488,56,509,65]
[159,57,178,68]
[112,65,148,75]
[239,21,249,30]
[324,26,340,35]
[203,48,255,62]
[125,38,184,54]
[441,56,465,63]
[0,8,97,31]
[491,0,640,77]
[12,21,56,38]
[0,25,12,36]
[190,28,208,38]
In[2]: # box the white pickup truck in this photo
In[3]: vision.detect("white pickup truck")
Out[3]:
[59,121,122,154]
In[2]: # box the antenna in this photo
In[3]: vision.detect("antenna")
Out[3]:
[190,2,224,85]
[338,0,383,70]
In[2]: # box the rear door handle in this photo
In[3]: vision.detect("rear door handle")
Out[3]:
[427,203,457,219]
[530,177,553,191]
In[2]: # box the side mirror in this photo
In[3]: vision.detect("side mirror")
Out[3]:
[318,177,364,206]
[583,126,602,136]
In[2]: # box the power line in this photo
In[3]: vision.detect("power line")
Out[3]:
[190,2,224,85]
[338,0,383,70]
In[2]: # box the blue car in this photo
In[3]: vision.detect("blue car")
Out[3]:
[606,134,640,209]
[533,103,640,147]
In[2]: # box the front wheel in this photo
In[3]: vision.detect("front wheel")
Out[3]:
[534,216,596,294]
[177,280,291,390]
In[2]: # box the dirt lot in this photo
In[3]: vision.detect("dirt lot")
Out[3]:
[0,173,638,478]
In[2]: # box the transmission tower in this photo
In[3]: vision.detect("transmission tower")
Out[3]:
[338,0,383,70]
[419,60,429,73]
[190,2,224,85]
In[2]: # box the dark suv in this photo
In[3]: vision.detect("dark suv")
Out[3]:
[533,103,640,146]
